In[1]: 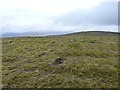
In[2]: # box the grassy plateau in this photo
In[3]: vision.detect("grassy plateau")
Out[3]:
[2,31,119,88]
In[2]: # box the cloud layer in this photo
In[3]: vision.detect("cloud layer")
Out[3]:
[0,0,118,33]
[55,2,117,26]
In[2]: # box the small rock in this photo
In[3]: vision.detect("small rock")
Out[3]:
[9,40,13,43]
[69,39,76,41]
[52,57,66,65]
[88,41,95,43]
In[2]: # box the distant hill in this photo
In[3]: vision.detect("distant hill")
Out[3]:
[1,31,71,38]
[2,31,119,38]
[66,31,119,36]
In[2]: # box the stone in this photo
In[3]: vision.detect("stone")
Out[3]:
[88,41,95,43]
[52,57,66,65]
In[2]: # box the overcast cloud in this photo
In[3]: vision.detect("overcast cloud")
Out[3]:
[0,0,118,34]
[56,2,117,26]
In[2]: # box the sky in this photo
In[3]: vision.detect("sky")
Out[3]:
[0,0,119,34]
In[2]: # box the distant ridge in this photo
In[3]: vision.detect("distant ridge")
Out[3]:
[65,31,119,36]
[2,31,119,38]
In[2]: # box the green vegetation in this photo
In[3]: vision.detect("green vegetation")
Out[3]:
[2,31,119,88]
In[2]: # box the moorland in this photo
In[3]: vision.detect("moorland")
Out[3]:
[2,31,119,88]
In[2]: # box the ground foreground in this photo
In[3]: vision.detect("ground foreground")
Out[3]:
[2,31,119,88]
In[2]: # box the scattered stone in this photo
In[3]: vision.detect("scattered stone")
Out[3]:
[69,39,76,41]
[9,40,13,43]
[52,57,66,65]
[88,41,95,43]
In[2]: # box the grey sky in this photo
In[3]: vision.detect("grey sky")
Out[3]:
[56,2,117,26]
[0,0,118,33]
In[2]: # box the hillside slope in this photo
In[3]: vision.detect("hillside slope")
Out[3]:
[2,31,119,88]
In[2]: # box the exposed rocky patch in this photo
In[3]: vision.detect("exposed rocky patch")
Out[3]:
[52,57,66,65]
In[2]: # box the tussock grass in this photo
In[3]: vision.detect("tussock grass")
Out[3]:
[2,32,118,88]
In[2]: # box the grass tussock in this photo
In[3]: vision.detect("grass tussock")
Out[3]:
[2,32,118,88]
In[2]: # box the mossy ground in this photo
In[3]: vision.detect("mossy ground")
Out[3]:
[2,33,119,88]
